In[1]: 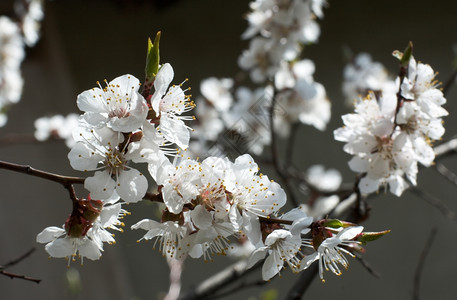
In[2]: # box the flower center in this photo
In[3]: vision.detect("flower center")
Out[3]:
[104,148,126,175]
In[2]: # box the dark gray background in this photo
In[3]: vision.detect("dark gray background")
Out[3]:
[1,0,457,299]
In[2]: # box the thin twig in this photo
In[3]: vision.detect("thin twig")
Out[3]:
[412,228,437,300]
[408,187,456,221]
[442,68,457,96]
[0,270,41,284]
[2,248,35,269]
[355,255,381,279]
[0,248,41,284]
[269,87,298,207]
[285,122,299,165]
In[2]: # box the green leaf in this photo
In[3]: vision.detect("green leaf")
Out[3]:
[400,41,413,67]
[392,41,413,67]
[145,31,161,82]
[357,230,391,245]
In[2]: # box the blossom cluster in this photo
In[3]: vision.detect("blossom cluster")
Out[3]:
[239,0,325,83]
[32,1,389,284]
[190,0,330,159]
[0,0,44,127]
[335,54,447,196]
[37,62,195,262]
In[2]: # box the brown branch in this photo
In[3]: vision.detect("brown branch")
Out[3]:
[143,191,164,202]
[0,160,85,186]
[0,270,41,284]
[0,248,41,284]
[412,228,437,300]
[259,216,293,225]
[0,160,85,203]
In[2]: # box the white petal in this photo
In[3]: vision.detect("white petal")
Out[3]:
[45,237,74,258]
[116,168,148,203]
[190,205,213,230]
[262,251,283,280]
[36,226,65,243]
[85,171,116,200]
[246,247,267,269]
[68,142,103,171]
[77,88,107,113]
[77,239,102,260]
[151,63,174,113]
[159,115,190,150]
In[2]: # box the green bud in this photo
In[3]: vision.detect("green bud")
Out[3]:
[357,230,391,245]
[145,31,161,82]
[322,219,356,229]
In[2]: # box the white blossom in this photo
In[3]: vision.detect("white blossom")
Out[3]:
[36,202,127,264]
[302,226,363,282]
[34,113,79,147]
[68,124,149,202]
[150,63,195,149]
[77,74,148,133]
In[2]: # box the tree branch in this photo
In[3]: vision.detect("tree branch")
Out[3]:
[285,263,318,300]
[269,88,299,207]
[434,163,457,186]
[412,228,437,300]
[0,270,41,284]
[408,187,456,221]
[0,248,41,284]
[179,259,261,300]
[0,160,84,186]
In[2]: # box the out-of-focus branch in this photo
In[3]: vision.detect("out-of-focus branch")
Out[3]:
[285,263,318,300]
[442,68,457,96]
[179,259,261,300]
[434,138,457,159]
[269,87,298,207]
[408,187,456,221]
[212,278,270,300]
[434,163,457,186]
[355,254,381,279]
[0,133,41,146]
[164,257,184,300]
[412,228,437,300]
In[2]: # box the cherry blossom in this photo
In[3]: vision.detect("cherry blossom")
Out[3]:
[68,124,149,202]
[77,74,148,133]
[150,63,194,149]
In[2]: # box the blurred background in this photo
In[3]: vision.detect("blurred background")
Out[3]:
[1,0,457,299]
